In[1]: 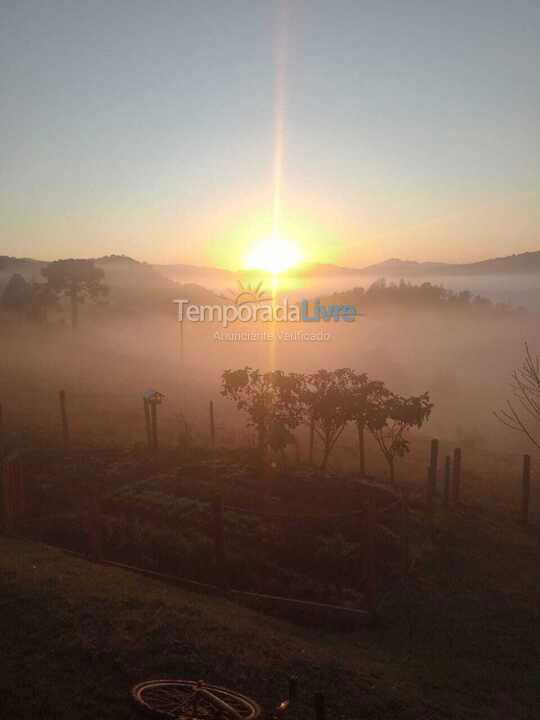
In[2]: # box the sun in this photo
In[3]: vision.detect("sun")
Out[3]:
[244,234,303,274]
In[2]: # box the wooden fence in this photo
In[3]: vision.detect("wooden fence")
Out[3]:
[1,442,536,631]
[0,454,412,626]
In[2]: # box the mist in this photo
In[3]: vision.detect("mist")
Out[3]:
[2,269,538,464]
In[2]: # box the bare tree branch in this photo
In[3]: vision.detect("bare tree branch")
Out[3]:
[495,346,540,450]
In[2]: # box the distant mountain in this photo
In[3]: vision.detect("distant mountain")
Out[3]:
[0,254,175,290]
[285,262,362,277]
[238,251,540,279]
[355,251,540,277]
[94,255,176,289]
[154,263,236,287]
[0,255,225,311]
[0,255,46,282]
[3,250,540,295]
[152,251,540,284]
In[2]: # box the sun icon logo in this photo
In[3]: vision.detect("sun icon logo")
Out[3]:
[219,280,271,306]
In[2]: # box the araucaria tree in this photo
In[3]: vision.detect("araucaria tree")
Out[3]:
[41,259,108,330]
[495,342,540,449]
[368,391,432,485]
[2,273,58,323]
[221,367,304,465]
[2,274,30,313]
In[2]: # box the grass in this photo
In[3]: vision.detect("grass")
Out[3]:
[1,504,540,719]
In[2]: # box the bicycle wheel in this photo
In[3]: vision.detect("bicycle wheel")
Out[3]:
[132,679,263,720]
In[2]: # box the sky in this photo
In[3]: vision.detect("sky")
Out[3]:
[1,0,539,269]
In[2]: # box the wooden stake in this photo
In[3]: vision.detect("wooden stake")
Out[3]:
[430,438,439,492]
[143,399,152,450]
[179,318,185,410]
[209,400,216,481]
[358,422,366,476]
[452,448,462,504]
[0,402,4,459]
[150,401,158,452]
[521,454,531,526]
[212,496,226,590]
[59,390,70,451]
[209,401,216,451]
[288,677,298,702]
[400,487,410,575]
[309,416,315,466]
[314,693,326,720]
[13,458,24,533]
[425,465,436,528]
[1,457,14,533]
[88,490,102,562]
[364,491,377,616]
[444,455,451,509]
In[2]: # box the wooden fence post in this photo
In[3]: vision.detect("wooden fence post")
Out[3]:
[400,487,410,575]
[444,455,451,509]
[143,399,152,450]
[364,491,377,616]
[0,458,6,532]
[425,465,436,528]
[212,496,226,590]
[0,455,23,535]
[314,692,326,720]
[358,422,366,476]
[150,402,158,452]
[451,448,462,504]
[209,400,217,481]
[59,390,70,451]
[0,402,4,459]
[209,401,216,451]
[125,508,135,561]
[88,491,102,562]
[13,458,24,533]
[430,438,439,492]
[288,677,298,703]
[309,416,315,466]
[521,454,531,526]
[1,457,13,534]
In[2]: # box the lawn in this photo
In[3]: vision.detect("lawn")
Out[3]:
[1,510,539,719]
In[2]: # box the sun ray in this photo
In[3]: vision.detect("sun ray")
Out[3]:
[272,1,288,239]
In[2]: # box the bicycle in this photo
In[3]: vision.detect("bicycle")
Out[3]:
[131,677,297,720]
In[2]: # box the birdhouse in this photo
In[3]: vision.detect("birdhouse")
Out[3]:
[143,389,165,405]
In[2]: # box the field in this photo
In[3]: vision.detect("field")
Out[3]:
[2,294,540,718]
[1,499,539,720]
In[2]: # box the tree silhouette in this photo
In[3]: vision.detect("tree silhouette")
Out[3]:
[495,342,540,449]
[222,366,433,480]
[304,368,354,473]
[348,371,387,476]
[2,273,58,323]
[41,259,108,330]
[2,273,30,313]
[28,282,58,323]
[368,391,432,485]
[221,367,304,466]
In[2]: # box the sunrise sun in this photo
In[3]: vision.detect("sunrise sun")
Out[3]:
[244,234,303,274]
